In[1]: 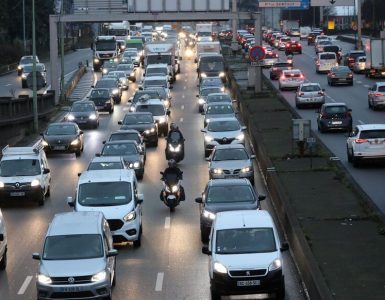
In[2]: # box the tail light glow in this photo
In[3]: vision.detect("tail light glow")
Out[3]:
[355,139,368,144]
[374,92,384,97]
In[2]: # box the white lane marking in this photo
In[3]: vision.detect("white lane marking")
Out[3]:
[18,276,33,295]
[184,86,187,90]
[123,107,130,111]
[358,120,365,125]
[326,95,336,103]
[356,80,362,84]
[182,94,185,98]
[155,272,164,291]
[181,105,185,110]
[164,217,170,229]
[184,79,187,82]
[364,84,370,88]
[180,117,184,122]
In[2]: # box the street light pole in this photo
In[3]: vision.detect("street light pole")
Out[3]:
[60,0,65,102]
[357,0,362,50]
[32,0,38,133]
[22,0,26,54]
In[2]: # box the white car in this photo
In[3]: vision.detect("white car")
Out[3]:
[353,56,366,73]
[0,209,7,270]
[347,124,385,167]
[278,69,305,90]
[315,52,338,73]
[202,210,287,300]
[17,55,39,75]
[295,83,325,108]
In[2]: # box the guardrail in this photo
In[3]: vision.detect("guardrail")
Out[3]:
[0,63,18,76]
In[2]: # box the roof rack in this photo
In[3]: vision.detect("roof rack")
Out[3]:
[2,139,44,156]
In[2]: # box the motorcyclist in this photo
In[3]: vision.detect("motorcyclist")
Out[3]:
[166,123,185,160]
[160,159,186,201]
[167,123,185,143]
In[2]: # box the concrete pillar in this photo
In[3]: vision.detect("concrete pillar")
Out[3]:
[49,15,59,105]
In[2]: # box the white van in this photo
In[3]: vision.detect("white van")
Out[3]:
[67,169,144,247]
[315,52,338,73]
[0,209,7,270]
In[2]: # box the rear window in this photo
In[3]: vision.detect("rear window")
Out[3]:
[301,85,320,92]
[320,53,336,60]
[349,51,365,59]
[378,86,385,92]
[359,130,385,139]
[324,106,347,114]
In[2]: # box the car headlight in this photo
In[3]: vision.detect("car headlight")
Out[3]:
[123,211,136,222]
[198,98,205,105]
[201,73,207,78]
[219,72,225,78]
[130,106,135,112]
[0,182,4,188]
[42,140,48,147]
[113,58,119,63]
[269,258,282,271]
[129,161,140,169]
[236,133,245,141]
[71,139,79,146]
[171,185,179,193]
[203,209,216,220]
[89,114,97,120]
[67,114,75,121]
[112,88,119,95]
[212,168,223,174]
[130,72,135,77]
[94,58,100,63]
[241,167,251,173]
[158,116,166,124]
[169,144,181,152]
[205,119,211,124]
[38,274,52,284]
[91,271,107,282]
[21,74,27,79]
[213,262,227,274]
[18,66,22,70]
[145,127,155,134]
[163,99,170,107]
[31,179,40,187]
[102,69,108,74]
[205,135,214,142]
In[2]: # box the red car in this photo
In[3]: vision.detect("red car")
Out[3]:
[285,41,302,55]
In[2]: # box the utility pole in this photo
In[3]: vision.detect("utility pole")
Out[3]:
[32,0,38,133]
[357,0,362,50]
[22,0,26,54]
[60,0,65,102]
[231,0,238,52]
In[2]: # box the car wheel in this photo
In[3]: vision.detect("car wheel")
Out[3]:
[201,230,208,243]
[352,156,360,168]
[137,170,144,180]
[347,147,353,163]
[38,192,45,206]
[276,286,286,299]
[152,139,158,147]
[112,267,116,287]
[133,234,141,248]
[46,185,51,197]
[170,206,175,213]
[349,82,353,86]
[0,250,7,270]
[210,287,221,300]
[299,50,302,54]
[75,149,81,157]
[21,81,27,88]
[132,78,136,83]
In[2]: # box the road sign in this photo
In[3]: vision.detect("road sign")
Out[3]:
[26,72,46,90]
[249,46,266,62]
[310,0,354,6]
[283,0,309,10]
[259,1,301,7]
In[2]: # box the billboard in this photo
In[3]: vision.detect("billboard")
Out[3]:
[310,0,354,6]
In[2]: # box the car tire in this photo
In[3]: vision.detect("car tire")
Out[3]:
[352,156,360,168]
[133,234,141,248]
[299,50,302,54]
[132,78,136,83]
[170,206,175,213]
[276,286,286,299]
[152,139,159,147]
[38,192,45,206]
[21,81,27,88]
[0,250,7,270]
[347,147,353,163]
[46,186,51,197]
[210,287,221,300]
[109,108,113,114]
[75,148,81,157]
[137,170,144,180]
[201,230,208,243]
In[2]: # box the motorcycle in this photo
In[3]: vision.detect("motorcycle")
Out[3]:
[165,132,185,162]
[160,171,183,212]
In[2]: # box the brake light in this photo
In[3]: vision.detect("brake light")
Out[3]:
[280,75,286,80]
[348,58,354,62]
[299,74,304,79]
[272,68,278,71]
[299,92,305,96]
[355,139,368,144]
[374,92,384,97]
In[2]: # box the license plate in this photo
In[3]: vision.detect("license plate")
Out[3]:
[53,146,66,150]
[332,121,342,125]
[60,287,82,292]
[225,175,238,178]
[10,192,25,196]
[237,280,260,286]
[77,120,87,123]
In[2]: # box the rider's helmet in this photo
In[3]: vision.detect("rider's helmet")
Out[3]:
[170,123,178,131]
[168,159,177,168]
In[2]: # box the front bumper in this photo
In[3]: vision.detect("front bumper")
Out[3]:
[44,144,81,154]
[0,185,43,201]
[108,218,140,243]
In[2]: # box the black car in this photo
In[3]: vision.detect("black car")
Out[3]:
[94,78,122,103]
[41,122,84,157]
[343,50,366,69]
[88,88,114,114]
[118,112,159,147]
[99,140,145,180]
[269,62,292,80]
[317,102,352,133]
[106,130,146,161]
[64,101,99,128]
[327,66,354,86]
[129,90,162,110]
[195,179,265,242]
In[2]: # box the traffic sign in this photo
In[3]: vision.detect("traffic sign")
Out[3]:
[249,46,266,62]
[259,1,301,8]
[283,0,309,10]
[310,0,354,6]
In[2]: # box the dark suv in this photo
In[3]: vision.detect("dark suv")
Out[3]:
[317,102,352,133]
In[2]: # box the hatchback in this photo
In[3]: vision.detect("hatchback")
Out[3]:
[368,82,385,110]
[327,66,353,86]
[278,69,305,90]
[317,103,352,133]
[353,56,366,73]
[295,83,325,108]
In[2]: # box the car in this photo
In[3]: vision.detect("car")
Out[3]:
[116,63,137,82]
[203,102,236,127]
[199,77,225,90]
[299,26,311,40]
[118,112,159,147]
[108,71,129,90]
[101,60,118,75]
[196,85,224,113]
[315,40,333,54]
[316,103,352,133]
[368,82,385,110]
[278,69,305,90]
[315,52,338,73]
[129,89,163,109]
[41,122,84,157]
[106,130,146,160]
[295,83,325,108]
[122,50,140,67]
[201,117,246,157]
[144,63,170,80]
[323,45,343,64]
[141,75,172,96]
[353,56,366,73]
[88,88,114,114]
[202,210,287,300]
[207,144,255,184]
[17,55,40,76]
[0,209,7,270]
[99,140,145,179]
[21,63,47,88]
[346,124,385,167]
[284,40,302,55]
[67,169,144,245]
[277,36,291,50]
[288,28,300,37]
[262,52,279,68]
[64,100,99,128]
[307,31,321,45]
[269,62,292,80]
[94,78,122,103]
[314,35,331,49]
[203,93,234,112]
[343,50,366,69]
[144,86,171,108]
[0,140,51,206]
[33,211,118,300]
[195,179,265,242]
[131,98,170,136]
[327,66,353,86]
[87,156,127,171]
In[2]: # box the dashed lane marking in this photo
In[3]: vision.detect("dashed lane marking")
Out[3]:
[18,276,33,295]
[180,117,184,122]
[364,84,370,88]
[182,94,185,98]
[164,217,170,229]
[358,120,365,125]
[356,80,362,84]
[155,272,164,291]
[181,105,185,110]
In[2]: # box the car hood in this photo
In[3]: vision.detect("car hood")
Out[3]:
[0,175,39,183]
[44,135,77,143]
[102,154,140,163]
[70,112,95,118]
[216,252,279,270]
[205,114,236,121]
[76,201,134,218]
[120,124,154,133]
[210,160,251,170]
[40,258,106,277]
[205,201,257,213]
[208,130,242,139]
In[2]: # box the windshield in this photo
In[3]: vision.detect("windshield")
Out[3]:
[207,120,240,132]
[147,68,168,75]
[95,40,116,51]
[324,106,347,114]
[213,148,248,161]
[95,80,115,88]
[146,88,166,99]
[200,59,224,72]
[109,133,140,143]
[169,131,182,142]
[71,103,94,112]
[117,65,133,72]
[207,95,231,103]
[333,66,350,73]
[201,88,222,96]
[207,104,234,115]
[23,65,45,72]
[144,79,167,88]
[216,228,276,254]
[0,159,41,176]
[46,124,76,135]
[206,185,255,203]
[359,130,385,139]
[102,143,138,156]
[43,234,103,260]
[123,114,153,124]
[133,92,160,102]
[78,181,132,206]
[87,161,124,170]
[301,85,321,92]
[136,104,164,116]
[201,78,222,87]
[21,57,35,64]
[147,55,172,65]
[91,89,110,98]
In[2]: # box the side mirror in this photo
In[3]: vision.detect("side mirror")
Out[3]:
[196,95,199,98]
[280,242,289,251]
[202,245,212,255]
[118,121,123,125]
[79,131,84,135]
[95,153,101,157]
[250,154,256,159]
[107,249,118,257]
[32,253,41,260]
[0,233,3,241]
[139,86,143,90]
[200,129,207,133]
[166,110,171,116]
[205,157,211,161]
[77,172,81,177]
[40,132,44,136]
[195,197,203,203]
[91,85,95,88]
[137,193,144,204]
[67,196,74,207]
[43,168,50,174]
[348,108,352,112]
[102,140,106,144]
[258,194,266,201]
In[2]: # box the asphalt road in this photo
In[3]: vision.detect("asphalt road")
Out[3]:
[0,48,306,299]
[262,37,385,213]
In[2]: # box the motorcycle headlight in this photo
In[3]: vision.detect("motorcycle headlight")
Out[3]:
[67,114,75,121]
[158,116,166,124]
[123,211,136,222]
[91,271,107,282]
[219,72,225,78]
[241,167,251,173]
[94,58,100,63]
[213,168,223,174]
[0,182,4,188]
[71,139,79,146]
[89,114,97,120]
[31,179,40,187]
[38,274,52,284]
[169,144,181,152]
[198,98,205,105]
[205,135,214,142]
[113,58,119,63]
[203,209,216,220]
[102,69,108,74]
[236,133,245,141]
[130,72,135,77]
[269,259,282,271]
[42,140,48,147]
[129,161,140,169]
[171,185,179,193]
[201,73,207,78]
[112,88,119,95]
[213,262,227,274]
[21,74,27,79]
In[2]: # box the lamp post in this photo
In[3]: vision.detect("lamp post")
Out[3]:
[60,0,65,102]
[32,0,38,132]
[22,0,26,54]
[356,0,362,50]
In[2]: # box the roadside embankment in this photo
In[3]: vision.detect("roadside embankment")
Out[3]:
[225,52,385,300]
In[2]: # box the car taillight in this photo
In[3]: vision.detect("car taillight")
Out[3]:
[331,73,336,77]
[272,68,278,71]
[321,113,329,119]
[355,139,368,144]
[348,58,354,62]
[374,92,384,97]
[280,75,286,80]
[299,92,304,96]
[274,54,278,58]
[286,44,290,47]
[299,74,304,79]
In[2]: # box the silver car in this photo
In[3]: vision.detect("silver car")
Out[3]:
[353,56,366,73]
[203,102,236,127]
[295,83,325,108]
[201,117,246,157]
[368,82,385,110]
[33,211,117,300]
[203,93,233,112]
[278,69,305,90]
[207,144,255,184]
